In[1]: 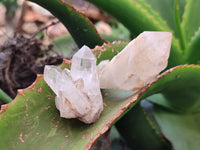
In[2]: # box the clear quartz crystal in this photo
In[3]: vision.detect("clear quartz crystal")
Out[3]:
[98,31,172,91]
[44,46,103,124]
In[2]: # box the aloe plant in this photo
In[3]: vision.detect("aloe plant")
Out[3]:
[1,0,200,150]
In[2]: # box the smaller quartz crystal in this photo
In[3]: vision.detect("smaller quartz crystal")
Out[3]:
[98,31,172,91]
[44,46,103,124]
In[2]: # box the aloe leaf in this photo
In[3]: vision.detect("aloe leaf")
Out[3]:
[116,102,171,150]
[92,41,128,64]
[144,0,186,38]
[87,0,171,35]
[86,0,184,68]
[147,93,176,111]
[185,28,200,64]
[53,26,129,59]
[28,0,105,48]
[0,89,12,104]
[0,41,177,149]
[147,65,200,150]
[154,106,200,150]
[174,0,186,50]
[1,69,137,150]
[115,65,200,150]
[1,38,199,150]
[0,43,134,150]
[0,63,140,149]
[143,0,176,32]
[0,56,198,149]
[181,0,200,43]
[148,65,200,112]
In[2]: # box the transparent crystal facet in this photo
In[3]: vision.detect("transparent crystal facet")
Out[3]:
[44,45,103,124]
[98,31,172,91]
[44,66,62,95]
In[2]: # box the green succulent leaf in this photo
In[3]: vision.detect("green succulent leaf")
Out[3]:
[1,74,138,150]
[144,0,186,38]
[181,0,200,44]
[0,43,133,150]
[0,44,198,150]
[115,65,200,150]
[154,106,200,150]
[0,42,180,150]
[149,65,200,150]
[147,65,200,150]
[86,0,184,68]
[148,65,200,113]
[116,102,171,150]
[92,41,127,64]
[174,0,186,50]
[0,89,12,104]
[186,28,200,64]
[87,0,170,36]
[28,0,105,48]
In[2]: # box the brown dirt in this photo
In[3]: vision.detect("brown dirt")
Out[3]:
[0,34,63,98]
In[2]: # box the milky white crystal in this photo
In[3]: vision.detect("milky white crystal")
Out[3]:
[44,46,103,124]
[98,31,172,91]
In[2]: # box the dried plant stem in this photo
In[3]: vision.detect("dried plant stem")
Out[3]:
[30,20,60,39]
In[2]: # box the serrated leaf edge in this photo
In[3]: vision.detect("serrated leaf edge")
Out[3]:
[141,105,172,147]
[133,0,171,32]
[0,59,196,150]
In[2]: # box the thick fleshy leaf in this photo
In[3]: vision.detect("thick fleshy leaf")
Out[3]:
[86,0,184,68]
[186,28,200,64]
[0,63,145,149]
[0,39,168,149]
[181,0,200,43]
[52,24,129,57]
[87,0,170,34]
[28,0,105,48]
[1,74,136,150]
[1,39,199,150]
[174,0,187,50]
[116,102,171,150]
[0,61,197,150]
[154,106,200,150]
[0,43,131,150]
[148,65,200,150]
[147,65,200,112]
[144,0,186,38]
[93,41,127,64]
[0,89,12,104]
[116,65,200,150]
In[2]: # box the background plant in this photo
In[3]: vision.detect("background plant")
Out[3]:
[0,0,18,16]
[0,0,200,150]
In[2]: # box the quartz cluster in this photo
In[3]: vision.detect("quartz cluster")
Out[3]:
[44,46,103,124]
[44,31,172,124]
[98,31,172,91]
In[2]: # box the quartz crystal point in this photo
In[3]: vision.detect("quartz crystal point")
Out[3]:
[98,31,172,91]
[44,46,103,124]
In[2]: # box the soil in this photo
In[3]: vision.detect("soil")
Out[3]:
[0,34,63,98]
